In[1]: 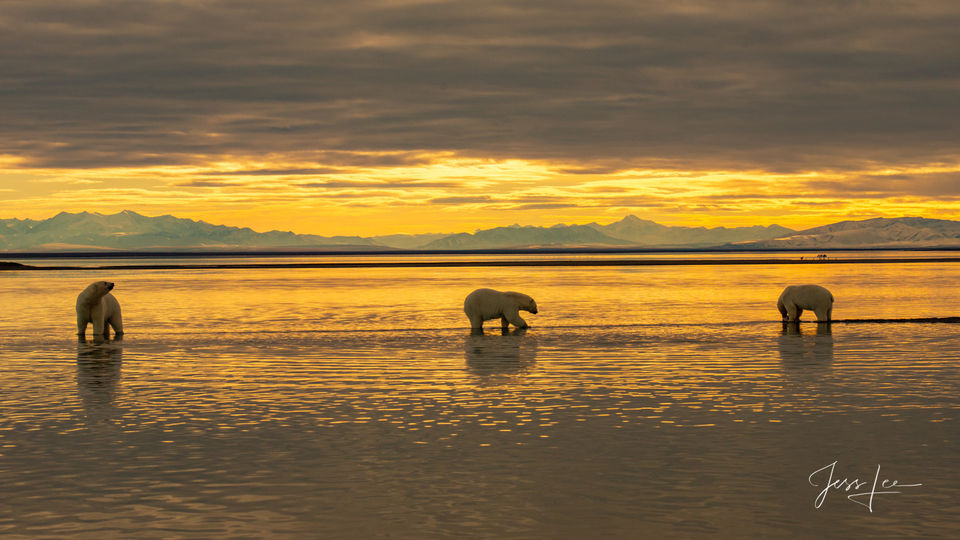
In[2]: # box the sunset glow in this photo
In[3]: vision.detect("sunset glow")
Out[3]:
[3,154,960,235]
[2,0,959,236]
[3,3,960,536]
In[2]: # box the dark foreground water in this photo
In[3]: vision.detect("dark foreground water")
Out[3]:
[0,261,958,538]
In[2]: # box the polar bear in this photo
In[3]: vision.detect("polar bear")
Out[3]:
[464,288,538,331]
[777,284,833,322]
[76,281,123,339]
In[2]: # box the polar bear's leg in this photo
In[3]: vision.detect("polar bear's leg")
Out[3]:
[76,312,89,337]
[784,303,801,322]
[90,303,105,337]
[504,309,528,329]
[467,313,484,330]
[777,299,788,320]
[108,315,124,336]
[102,294,123,337]
[501,316,510,330]
[814,306,831,322]
[107,312,123,336]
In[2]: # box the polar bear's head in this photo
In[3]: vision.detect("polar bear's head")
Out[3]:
[507,292,538,314]
[83,280,115,299]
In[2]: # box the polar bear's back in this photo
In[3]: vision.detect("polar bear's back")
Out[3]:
[464,288,503,318]
[779,284,833,308]
[101,292,122,316]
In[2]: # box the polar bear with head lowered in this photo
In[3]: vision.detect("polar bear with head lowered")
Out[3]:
[777,284,833,322]
[76,281,123,339]
[464,288,538,331]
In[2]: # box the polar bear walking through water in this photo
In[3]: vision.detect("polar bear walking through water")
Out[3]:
[777,284,833,322]
[76,281,123,339]
[464,288,538,331]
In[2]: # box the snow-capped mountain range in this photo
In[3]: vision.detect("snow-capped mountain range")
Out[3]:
[424,216,794,249]
[732,217,960,249]
[1,211,958,251]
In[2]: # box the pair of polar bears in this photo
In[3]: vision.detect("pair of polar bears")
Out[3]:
[77,282,538,337]
[465,284,834,331]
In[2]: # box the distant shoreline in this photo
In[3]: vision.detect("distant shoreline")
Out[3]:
[3,246,960,259]
[4,256,960,271]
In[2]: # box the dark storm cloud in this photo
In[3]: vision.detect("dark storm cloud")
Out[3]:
[2,0,959,172]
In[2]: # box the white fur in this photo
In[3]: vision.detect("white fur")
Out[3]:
[76,281,124,338]
[777,284,834,322]
[463,288,538,330]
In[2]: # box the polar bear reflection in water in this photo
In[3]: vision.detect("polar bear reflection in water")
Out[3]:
[778,322,834,367]
[463,288,538,333]
[464,328,538,378]
[76,336,124,423]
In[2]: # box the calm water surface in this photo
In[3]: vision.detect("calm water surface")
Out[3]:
[1,259,958,538]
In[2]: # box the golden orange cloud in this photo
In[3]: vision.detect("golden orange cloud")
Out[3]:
[2,152,960,236]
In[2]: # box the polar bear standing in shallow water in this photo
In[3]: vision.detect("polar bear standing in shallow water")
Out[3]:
[464,288,538,331]
[76,281,123,339]
[777,284,833,322]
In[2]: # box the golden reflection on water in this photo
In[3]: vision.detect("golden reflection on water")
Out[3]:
[0,322,957,537]
[3,261,960,337]
[24,323,950,435]
[0,262,958,537]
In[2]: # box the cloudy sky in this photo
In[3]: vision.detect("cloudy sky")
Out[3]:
[1,0,959,235]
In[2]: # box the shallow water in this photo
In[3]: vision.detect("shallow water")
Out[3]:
[1,260,958,538]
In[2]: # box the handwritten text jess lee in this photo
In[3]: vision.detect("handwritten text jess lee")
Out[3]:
[808,461,922,512]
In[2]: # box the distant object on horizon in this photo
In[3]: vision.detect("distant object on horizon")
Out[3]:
[1,211,959,252]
